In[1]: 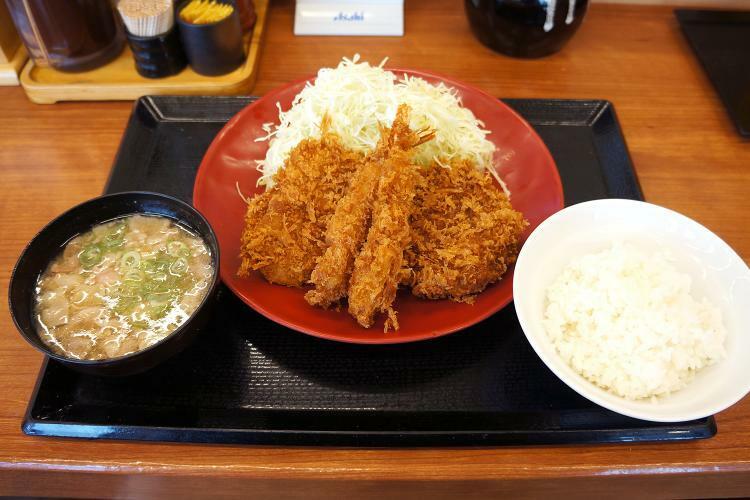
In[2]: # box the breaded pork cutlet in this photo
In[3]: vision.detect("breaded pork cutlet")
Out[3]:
[238,126,363,286]
[305,105,432,309]
[405,159,527,302]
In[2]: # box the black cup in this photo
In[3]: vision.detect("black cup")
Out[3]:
[126,25,187,79]
[177,2,245,76]
[465,0,589,58]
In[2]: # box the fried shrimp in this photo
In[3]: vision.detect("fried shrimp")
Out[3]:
[304,157,383,307]
[238,126,363,286]
[347,151,420,330]
[345,106,433,329]
[305,105,432,309]
[406,160,527,302]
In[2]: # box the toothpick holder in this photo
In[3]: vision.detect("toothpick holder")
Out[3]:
[126,25,187,79]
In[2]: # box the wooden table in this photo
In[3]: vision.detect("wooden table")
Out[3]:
[1,1,749,497]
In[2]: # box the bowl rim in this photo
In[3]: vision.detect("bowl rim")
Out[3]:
[8,190,221,367]
[513,198,750,422]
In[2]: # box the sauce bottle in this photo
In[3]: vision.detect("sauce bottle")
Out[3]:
[5,0,124,72]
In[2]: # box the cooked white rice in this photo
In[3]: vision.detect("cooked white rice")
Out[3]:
[543,242,726,400]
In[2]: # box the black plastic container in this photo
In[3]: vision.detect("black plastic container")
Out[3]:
[177,2,244,76]
[126,25,187,79]
[8,191,220,377]
[465,0,589,58]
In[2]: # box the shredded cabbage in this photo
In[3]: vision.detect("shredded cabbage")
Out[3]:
[255,55,503,192]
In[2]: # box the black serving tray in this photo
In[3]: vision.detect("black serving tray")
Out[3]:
[22,96,715,446]
[676,9,750,137]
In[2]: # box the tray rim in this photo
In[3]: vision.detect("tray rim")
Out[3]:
[22,96,714,447]
[675,8,750,25]
[675,8,750,137]
[23,356,716,447]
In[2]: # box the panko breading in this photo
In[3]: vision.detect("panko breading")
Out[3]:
[304,155,382,307]
[305,105,432,309]
[238,106,524,331]
[405,160,527,302]
[347,151,420,330]
[238,129,363,286]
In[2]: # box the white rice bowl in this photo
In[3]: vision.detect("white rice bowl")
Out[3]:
[513,199,750,422]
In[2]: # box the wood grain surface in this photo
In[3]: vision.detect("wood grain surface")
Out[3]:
[1,0,749,497]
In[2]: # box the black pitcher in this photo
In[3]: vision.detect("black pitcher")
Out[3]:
[465,0,589,58]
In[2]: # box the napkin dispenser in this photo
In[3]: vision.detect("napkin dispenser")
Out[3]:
[294,0,403,36]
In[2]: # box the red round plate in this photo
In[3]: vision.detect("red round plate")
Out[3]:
[194,69,564,344]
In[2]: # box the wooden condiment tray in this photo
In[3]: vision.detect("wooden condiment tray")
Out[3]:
[18,0,267,104]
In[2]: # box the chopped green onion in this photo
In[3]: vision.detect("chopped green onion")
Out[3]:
[79,245,102,268]
[143,256,170,274]
[101,224,125,250]
[131,319,149,329]
[123,269,144,282]
[114,295,140,315]
[146,293,171,318]
[170,257,188,276]
[120,251,141,271]
[167,240,190,257]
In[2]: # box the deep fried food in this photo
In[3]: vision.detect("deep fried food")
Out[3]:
[238,129,363,286]
[304,156,382,307]
[347,151,425,329]
[405,160,527,302]
[305,105,432,309]
[347,153,419,330]
[239,106,525,332]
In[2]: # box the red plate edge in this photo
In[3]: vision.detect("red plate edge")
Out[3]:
[193,68,564,344]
